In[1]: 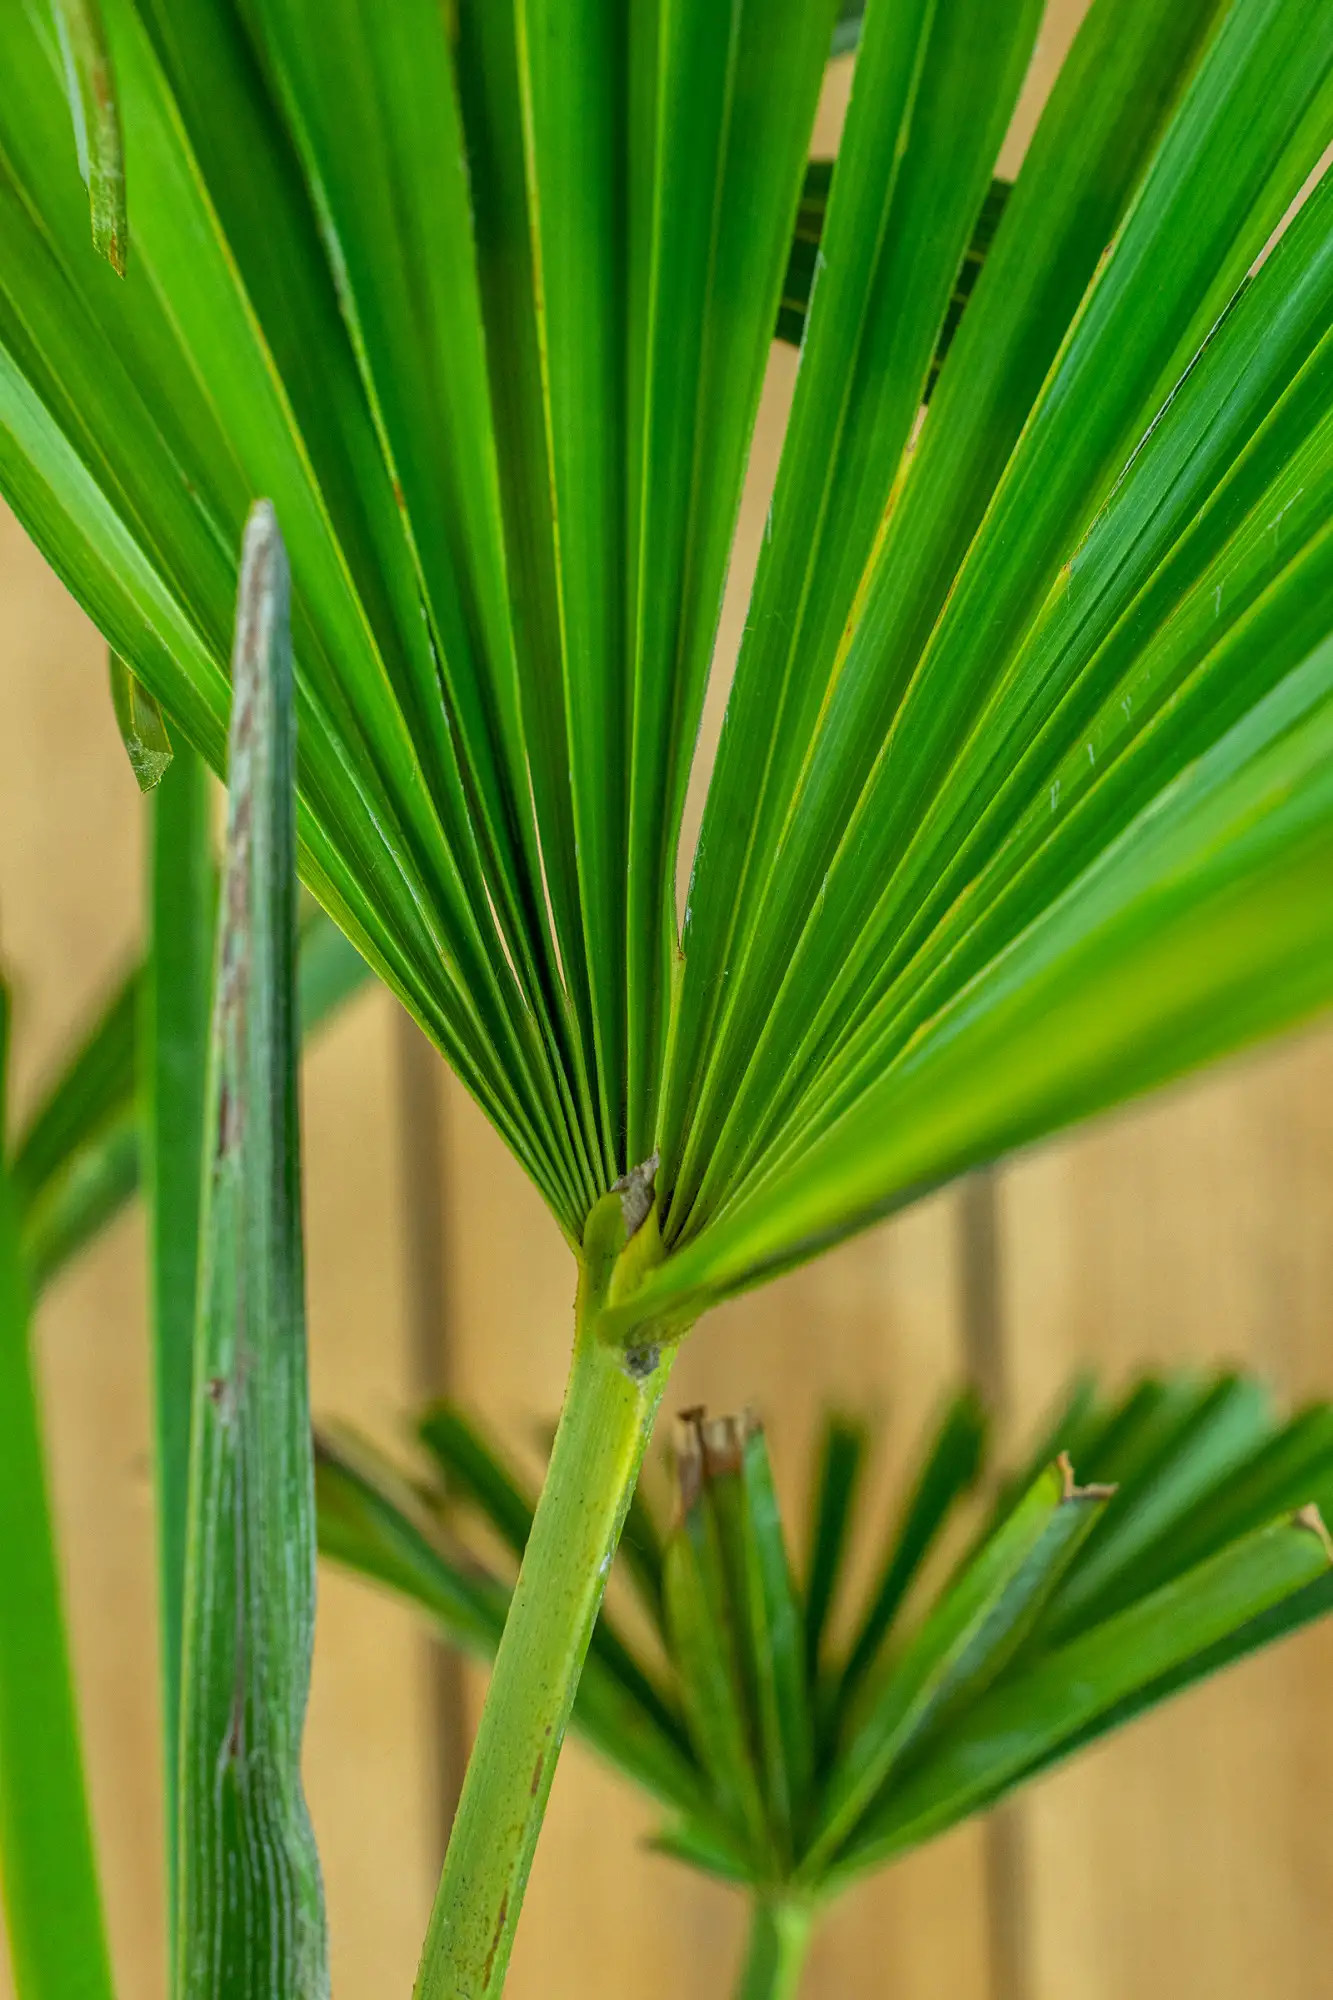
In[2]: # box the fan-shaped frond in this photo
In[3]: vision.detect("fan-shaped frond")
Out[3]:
[1,0,1331,1331]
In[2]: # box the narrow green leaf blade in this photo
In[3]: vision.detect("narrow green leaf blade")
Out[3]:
[793,0,1333,996]
[616,634,1333,1328]
[838,1388,987,1709]
[623,0,839,1156]
[664,1416,770,1862]
[419,1400,536,1563]
[177,505,326,2000]
[316,1431,509,1656]
[1114,1404,1333,1597]
[803,1412,868,1681]
[248,0,597,1206]
[666,0,1228,1231]
[10,966,138,1228]
[776,170,1013,388]
[666,0,1043,1221]
[806,166,1333,1093]
[0,983,116,2000]
[738,1420,813,1852]
[49,0,127,273]
[143,740,215,1929]
[842,1511,1333,1877]
[804,1457,1110,1873]
[1046,1373,1275,1637]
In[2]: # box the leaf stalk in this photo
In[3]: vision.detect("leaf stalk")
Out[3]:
[413,1188,677,1998]
[734,1896,815,2000]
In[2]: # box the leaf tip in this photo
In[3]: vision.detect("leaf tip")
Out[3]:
[1293,1503,1333,1563]
[1056,1450,1117,1506]
[51,0,128,276]
[107,650,172,792]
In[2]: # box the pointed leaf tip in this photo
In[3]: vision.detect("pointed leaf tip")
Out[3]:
[1293,1503,1333,1563]
[50,0,127,276]
[108,651,173,791]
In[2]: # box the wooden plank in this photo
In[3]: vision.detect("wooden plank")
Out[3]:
[0,504,160,2000]
[302,986,439,1998]
[1000,1025,1333,2000]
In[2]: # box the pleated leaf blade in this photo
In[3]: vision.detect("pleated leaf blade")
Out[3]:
[176,506,326,2000]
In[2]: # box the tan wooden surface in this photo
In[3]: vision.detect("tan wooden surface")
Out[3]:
[4,2,1333,1995]
[1003,1032,1333,2000]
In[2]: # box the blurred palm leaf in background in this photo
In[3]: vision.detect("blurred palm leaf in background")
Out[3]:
[317,1372,1333,1997]
[1,0,1331,1327]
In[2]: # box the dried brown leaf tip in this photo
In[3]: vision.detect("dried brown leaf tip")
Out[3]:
[700,1411,759,1481]
[673,1407,707,1519]
[1057,1450,1118,1505]
[1293,1503,1333,1562]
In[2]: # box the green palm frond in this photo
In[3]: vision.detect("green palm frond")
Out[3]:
[2,0,1329,1330]
[5,6,1333,1985]
[318,1369,1333,1994]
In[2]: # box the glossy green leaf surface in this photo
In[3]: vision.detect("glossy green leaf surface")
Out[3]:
[142,738,214,1921]
[804,1457,1111,1874]
[665,1416,772,1865]
[802,1412,867,1681]
[837,1389,986,1710]
[176,507,325,2000]
[842,1512,1332,1878]
[0,0,1331,1341]
[662,0,1044,1217]
[49,0,127,272]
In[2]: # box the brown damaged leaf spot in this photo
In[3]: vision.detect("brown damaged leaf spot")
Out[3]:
[482,1893,509,1991]
[529,1753,543,1798]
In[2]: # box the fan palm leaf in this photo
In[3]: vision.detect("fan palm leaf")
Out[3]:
[2,0,1333,1990]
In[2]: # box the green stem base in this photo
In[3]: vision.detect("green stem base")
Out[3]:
[413,1207,674,1998]
[736,1897,815,2000]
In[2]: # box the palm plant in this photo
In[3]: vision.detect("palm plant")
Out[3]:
[2,0,1333,1993]
[317,1376,1333,1998]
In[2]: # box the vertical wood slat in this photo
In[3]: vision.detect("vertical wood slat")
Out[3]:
[301,990,438,1998]
[1000,1027,1333,2000]
[959,1173,1036,2000]
[392,1011,469,1859]
[0,506,158,2000]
